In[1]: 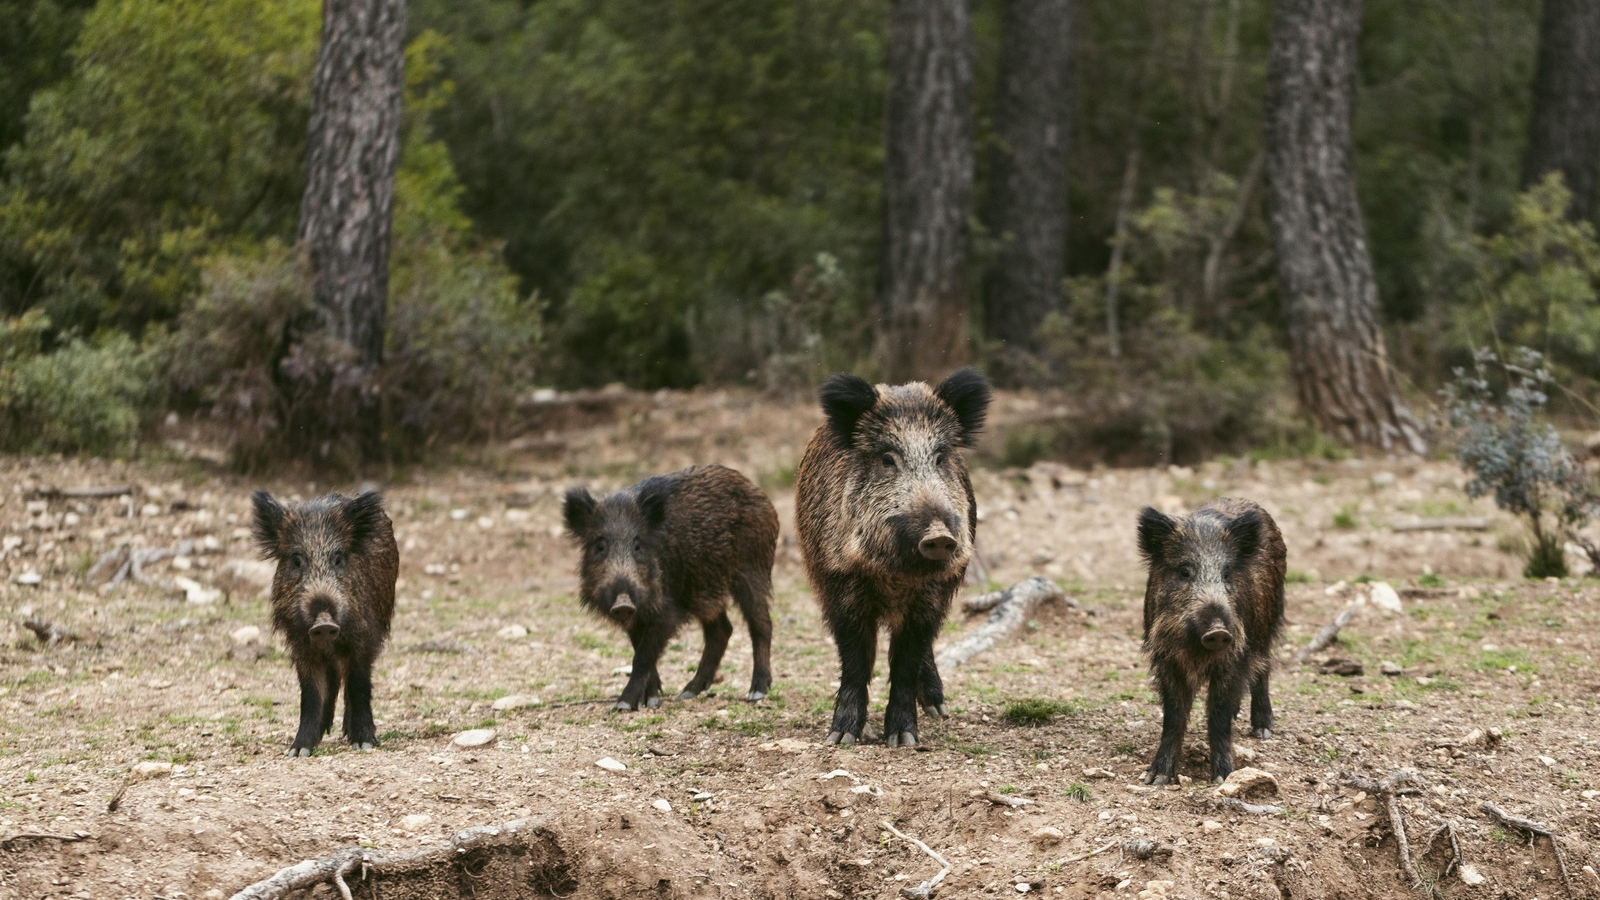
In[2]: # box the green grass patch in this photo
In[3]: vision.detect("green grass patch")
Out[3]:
[1002,698,1083,727]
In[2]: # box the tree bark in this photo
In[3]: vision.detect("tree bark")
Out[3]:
[876,0,974,383]
[1522,0,1600,222]
[294,0,407,462]
[1264,0,1425,455]
[984,0,1072,375]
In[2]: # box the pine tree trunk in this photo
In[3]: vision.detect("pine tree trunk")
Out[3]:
[1522,0,1600,221]
[1265,0,1425,455]
[984,0,1072,380]
[295,0,407,462]
[876,0,974,383]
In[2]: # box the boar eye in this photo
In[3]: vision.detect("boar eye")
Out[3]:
[594,537,609,554]
[633,537,643,555]
[1177,562,1195,580]
[935,450,948,466]
[330,549,346,569]
[288,551,307,571]
[881,453,897,470]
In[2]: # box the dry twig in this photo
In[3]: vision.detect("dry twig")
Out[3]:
[880,818,950,900]
[227,816,553,900]
[1298,606,1358,661]
[1213,796,1284,816]
[25,484,136,501]
[983,792,1034,809]
[939,577,1074,670]
[1480,801,1575,899]
[1,831,91,850]
[1342,771,1438,898]
[1422,821,1462,882]
[22,618,74,647]
[89,540,222,588]
[1389,517,1491,533]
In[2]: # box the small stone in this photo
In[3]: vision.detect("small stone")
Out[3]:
[1218,767,1279,800]
[1459,865,1486,886]
[596,757,627,773]
[1414,676,1434,686]
[476,516,496,530]
[231,625,262,646]
[1379,661,1403,676]
[1031,826,1064,847]
[424,563,448,576]
[398,813,432,831]
[133,761,172,778]
[174,576,221,605]
[771,738,809,752]
[1582,790,1599,801]
[141,503,162,517]
[1537,755,1557,768]
[1082,767,1116,779]
[15,571,41,586]
[1366,582,1402,613]
[1014,884,1030,894]
[1372,471,1396,487]
[1202,820,1224,832]
[451,728,497,749]
[611,664,633,676]
[652,798,672,813]
[497,624,529,640]
[1138,881,1175,900]
[1319,657,1363,677]
[491,694,541,711]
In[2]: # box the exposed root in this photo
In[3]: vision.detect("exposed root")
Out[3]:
[1422,821,1462,882]
[982,792,1035,808]
[881,818,950,900]
[22,618,74,647]
[939,577,1074,670]
[1058,838,1171,866]
[1059,838,1119,865]
[88,539,223,589]
[1342,771,1438,898]
[1213,796,1284,816]
[227,815,553,900]
[1,831,91,850]
[1390,517,1491,532]
[25,484,136,501]
[1480,801,1575,899]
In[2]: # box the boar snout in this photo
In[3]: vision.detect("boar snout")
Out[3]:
[918,523,958,561]
[609,592,636,622]
[1201,627,1233,650]
[308,609,340,644]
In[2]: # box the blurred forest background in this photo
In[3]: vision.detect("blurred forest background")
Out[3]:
[0,0,1597,471]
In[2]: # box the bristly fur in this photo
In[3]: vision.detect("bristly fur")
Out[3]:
[1138,497,1286,786]
[796,368,993,748]
[252,490,286,560]
[563,465,778,710]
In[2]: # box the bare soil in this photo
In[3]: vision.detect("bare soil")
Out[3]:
[2,387,1599,900]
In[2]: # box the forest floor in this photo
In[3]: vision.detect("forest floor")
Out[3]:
[2,387,1599,900]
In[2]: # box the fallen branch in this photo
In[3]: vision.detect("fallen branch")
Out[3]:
[938,577,1073,670]
[22,618,74,647]
[1213,797,1283,816]
[983,792,1034,809]
[1480,801,1574,899]
[90,540,222,588]
[1059,838,1171,866]
[1390,517,1491,533]
[25,484,136,501]
[881,818,950,900]
[228,816,552,900]
[1,830,91,849]
[1298,606,1358,662]
[1342,771,1437,899]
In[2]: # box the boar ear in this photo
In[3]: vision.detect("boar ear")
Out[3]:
[819,373,878,444]
[342,491,387,554]
[563,488,597,540]
[934,367,991,447]
[636,481,669,529]
[1227,507,1263,562]
[1137,507,1176,565]
[252,490,285,559]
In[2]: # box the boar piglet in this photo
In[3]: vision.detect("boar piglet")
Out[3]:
[1137,498,1286,783]
[563,465,777,711]
[796,367,992,747]
[252,490,398,757]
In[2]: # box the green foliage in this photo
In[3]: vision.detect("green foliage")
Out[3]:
[0,310,161,454]
[0,0,317,332]
[1443,346,1600,578]
[1001,698,1081,727]
[411,0,884,387]
[1332,505,1358,530]
[1451,176,1600,381]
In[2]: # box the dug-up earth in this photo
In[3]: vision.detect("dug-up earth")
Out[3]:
[3,387,1600,900]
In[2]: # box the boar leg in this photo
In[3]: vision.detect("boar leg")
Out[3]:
[644,667,663,708]
[1142,668,1193,785]
[289,661,330,757]
[616,627,671,712]
[1248,665,1274,739]
[678,611,733,700]
[1205,670,1247,781]
[320,659,341,738]
[342,656,379,750]
[884,607,940,747]
[732,574,773,702]
[917,648,948,718]
[825,615,877,745]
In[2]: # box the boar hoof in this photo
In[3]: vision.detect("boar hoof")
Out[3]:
[1250,727,1272,739]
[886,731,917,748]
[612,700,636,712]
[1142,771,1172,786]
[825,730,857,746]
[644,695,662,709]
[289,746,313,758]
[353,741,375,751]
[745,690,766,703]
[921,702,949,719]
[675,690,700,701]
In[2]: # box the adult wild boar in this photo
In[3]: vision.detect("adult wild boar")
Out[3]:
[796,367,991,747]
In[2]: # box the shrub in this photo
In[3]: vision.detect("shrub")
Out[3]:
[0,310,162,454]
[1442,346,1600,578]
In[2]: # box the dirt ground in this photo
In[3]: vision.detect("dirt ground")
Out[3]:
[3,387,1599,900]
